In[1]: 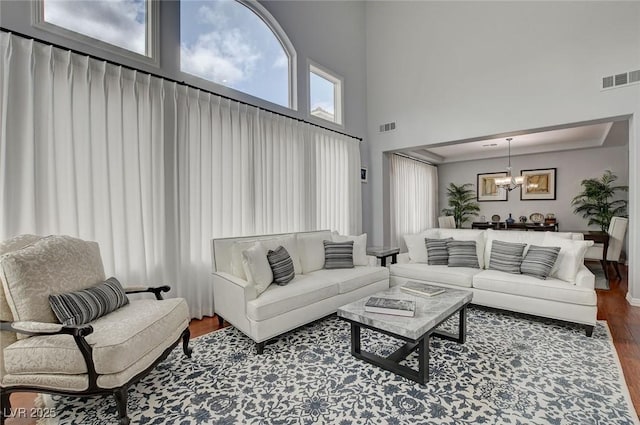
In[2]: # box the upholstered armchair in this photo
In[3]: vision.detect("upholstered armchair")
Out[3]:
[0,235,192,425]
[584,217,629,280]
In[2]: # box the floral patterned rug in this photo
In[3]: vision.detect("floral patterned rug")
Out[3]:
[43,307,639,424]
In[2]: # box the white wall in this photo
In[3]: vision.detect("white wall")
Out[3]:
[365,1,640,302]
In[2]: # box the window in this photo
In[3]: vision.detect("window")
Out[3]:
[38,0,151,57]
[180,0,295,108]
[309,63,343,125]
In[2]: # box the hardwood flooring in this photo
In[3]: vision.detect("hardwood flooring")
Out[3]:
[5,264,639,423]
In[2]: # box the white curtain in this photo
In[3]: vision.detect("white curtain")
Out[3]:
[0,33,362,318]
[389,154,438,250]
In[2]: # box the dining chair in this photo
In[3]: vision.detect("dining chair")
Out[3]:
[584,217,628,280]
[438,216,456,229]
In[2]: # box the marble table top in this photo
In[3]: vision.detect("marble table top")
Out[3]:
[337,283,473,341]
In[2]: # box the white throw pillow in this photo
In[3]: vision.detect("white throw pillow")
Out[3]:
[231,240,259,280]
[332,233,368,266]
[543,234,593,283]
[261,236,302,275]
[404,229,440,263]
[297,232,330,274]
[241,242,273,295]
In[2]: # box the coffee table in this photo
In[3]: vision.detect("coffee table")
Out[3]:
[337,284,472,385]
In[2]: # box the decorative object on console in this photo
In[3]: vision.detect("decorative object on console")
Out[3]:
[520,168,557,200]
[442,182,481,227]
[519,215,527,223]
[505,213,515,225]
[477,172,508,201]
[491,214,501,222]
[529,212,544,223]
[571,170,628,232]
[494,138,524,191]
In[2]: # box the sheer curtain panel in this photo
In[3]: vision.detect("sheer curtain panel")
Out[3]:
[389,154,438,250]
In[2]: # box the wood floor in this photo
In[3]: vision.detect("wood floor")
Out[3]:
[5,264,640,423]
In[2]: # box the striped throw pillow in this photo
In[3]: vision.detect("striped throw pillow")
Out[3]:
[489,240,526,274]
[324,240,355,269]
[267,246,295,285]
[520,245,561,279]
[49,277,129,325]
[426,237,453,265]
[446,240,480,268]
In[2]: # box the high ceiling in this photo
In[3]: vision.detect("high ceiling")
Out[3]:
[399,121,626,164]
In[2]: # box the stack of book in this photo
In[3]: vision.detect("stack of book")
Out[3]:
[400,282,445,297]
[364,297,415,317]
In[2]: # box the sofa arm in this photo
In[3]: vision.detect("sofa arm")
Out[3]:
[575,265,596,290]
[1,320,93,337]
[125,285,171,300]
[397,253,410,264]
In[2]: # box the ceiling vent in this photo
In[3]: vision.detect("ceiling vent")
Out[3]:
[602,69,640,90]
[379,121,396,133]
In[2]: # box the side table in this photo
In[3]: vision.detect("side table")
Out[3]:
[366,246,400,267]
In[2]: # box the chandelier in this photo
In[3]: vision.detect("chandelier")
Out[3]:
[494,138,524,191]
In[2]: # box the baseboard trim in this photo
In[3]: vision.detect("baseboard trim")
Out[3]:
[626,292,640,307]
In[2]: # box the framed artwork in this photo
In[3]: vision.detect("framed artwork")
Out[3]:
[477,172,508,202]
[520,168,556,200]
[360,167,368,183]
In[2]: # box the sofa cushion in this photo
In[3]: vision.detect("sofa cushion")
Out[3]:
[267,246,295,285]
[323,240,354,269]
[297,232,332,273]
[520,245,561,280]
[246,275,339,321]
[473,270,596,306]
[543,234,593,283]
[488,240,526,274]
[241,242,273,295]
[439,229,486,267]
[310,266,389,294]
[447,240,480,268]
[49,277,130,325]
[3,298,189,375]
[332,233,368,266]
[426,238,452,265]
[389,264,479,288]
[403,229,440,263]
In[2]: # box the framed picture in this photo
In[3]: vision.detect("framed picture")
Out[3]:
[477,172,508,202]
[520,168,556,200]
[360,167,368,183]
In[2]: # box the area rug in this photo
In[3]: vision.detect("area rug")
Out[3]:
[586,261,610,290]
[41,307,639,424]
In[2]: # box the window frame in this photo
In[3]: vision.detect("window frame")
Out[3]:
[308,60,344,127]
[31,0,159,67]
[179,0,298,111]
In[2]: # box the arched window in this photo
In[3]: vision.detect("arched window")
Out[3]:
[180,0,296,109]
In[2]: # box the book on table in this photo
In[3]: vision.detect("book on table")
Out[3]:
[400,282,445,297]
[364,297,415,317]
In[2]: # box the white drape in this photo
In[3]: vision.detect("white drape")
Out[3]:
[389,154,438,250]
[0,33,362,318]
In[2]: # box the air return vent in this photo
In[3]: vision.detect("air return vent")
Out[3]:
[602,69,640,90]
[379,121,396,133]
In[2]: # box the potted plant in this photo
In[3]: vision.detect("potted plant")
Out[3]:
[571,170,628,232]
[442,182,480,228]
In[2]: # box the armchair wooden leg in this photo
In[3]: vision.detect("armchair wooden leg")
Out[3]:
[216,315,224,327]
[1,390,10,425]
[182,328,193,358]
[114,387,130,425]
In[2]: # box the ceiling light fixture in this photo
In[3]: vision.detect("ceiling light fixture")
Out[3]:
[494,138,525,191]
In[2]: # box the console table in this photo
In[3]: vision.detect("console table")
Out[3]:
[471,222,558,232]
[366,246,400,267]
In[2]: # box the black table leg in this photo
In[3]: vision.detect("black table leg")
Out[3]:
[351,323,361,355]
[390,253,397,264]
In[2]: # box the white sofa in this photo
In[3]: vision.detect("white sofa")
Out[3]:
[390,229,597,335]
[210,230,389,353]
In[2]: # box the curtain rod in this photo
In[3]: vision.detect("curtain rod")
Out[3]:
[393,153,437,166]
[0,28,363,142]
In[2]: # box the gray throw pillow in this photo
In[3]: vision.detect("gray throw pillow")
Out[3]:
[267,246,295,285]
[520,245,561,280]
[323,240,354,269]
[426,237,453,265]
[489,240,526,274]
[49,277,129,325]
[446,240,479,268]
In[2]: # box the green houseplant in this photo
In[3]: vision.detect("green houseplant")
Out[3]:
[442,182,480,228]
[571,170,628,232]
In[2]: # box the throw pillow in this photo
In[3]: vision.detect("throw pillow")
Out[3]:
[323,240,355,269]
[438,229,486,268]
[332,233,368,266]
[488,240,526,274]
[267,246,295,285]
[543,234,594,283]
[49,277,129,326]
[241,242,273,295]
[403,229,440,263]
[425,238,452,265]
[520,245,561,280]
[446,240,480,268]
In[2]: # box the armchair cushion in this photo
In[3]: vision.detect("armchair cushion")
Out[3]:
[3,298,188,376]
[49,277,129,325]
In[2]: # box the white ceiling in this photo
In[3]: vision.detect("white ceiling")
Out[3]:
[403,122,617,164]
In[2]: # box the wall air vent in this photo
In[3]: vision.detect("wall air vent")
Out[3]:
[379,121,396,133]
[602,69,640,90]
